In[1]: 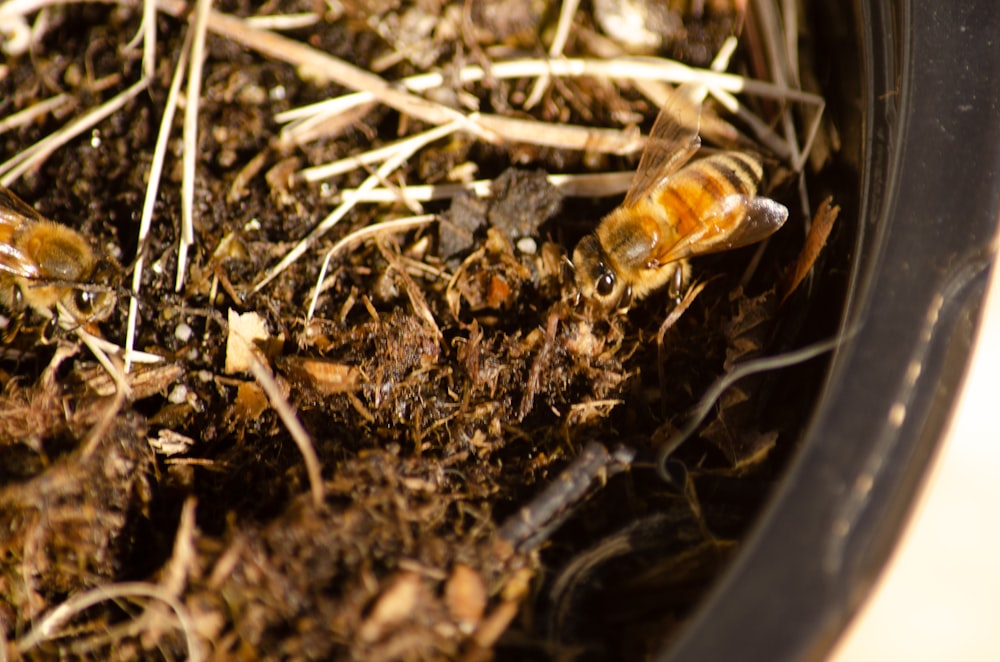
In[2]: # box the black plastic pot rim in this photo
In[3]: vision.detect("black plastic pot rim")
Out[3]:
[658,1,1000,660]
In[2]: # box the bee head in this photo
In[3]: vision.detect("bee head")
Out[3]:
[571,234,631,311]
[58,256,120,327]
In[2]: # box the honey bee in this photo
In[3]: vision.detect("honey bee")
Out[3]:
[572,86,789,310]
[0,184,118,333]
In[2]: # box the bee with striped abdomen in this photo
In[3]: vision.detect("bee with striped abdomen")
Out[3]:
[0,184,118,334]
[572,86,789,310]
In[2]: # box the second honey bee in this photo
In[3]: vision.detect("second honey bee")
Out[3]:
[572,86,789,310]
[0,184,118,332]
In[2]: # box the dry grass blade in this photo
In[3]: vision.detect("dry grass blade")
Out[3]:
[299,122,467,184]
[276,54,823,160]
[72,327,131,457]
[175,0,212,292]
[0,78,148,186]
[523,0,581,109]
[15,582,205,661]
[155,0,487,137]
[140,0,156,78]
[252,119,464,293]
[277,56,822,127]
[333,171,635,204]
[301,117,642,187]
[244,12,319,31]
[307,214,437,320]
[125,23,193,371]
[0,94,71,136]
[475,113,644,154]
[752,0,824,216]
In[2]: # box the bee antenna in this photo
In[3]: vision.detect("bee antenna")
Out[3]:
[25,278,114,293]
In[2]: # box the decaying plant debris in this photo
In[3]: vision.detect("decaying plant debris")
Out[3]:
[0,0,849,659]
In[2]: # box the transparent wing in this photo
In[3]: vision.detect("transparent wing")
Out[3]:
[623,84,704,207]
[0,185,44,279]
[655,194,789,265]
[0,242,40,279]
[0,185,46,223]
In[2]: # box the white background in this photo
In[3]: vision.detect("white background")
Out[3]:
[829,231,1000,661]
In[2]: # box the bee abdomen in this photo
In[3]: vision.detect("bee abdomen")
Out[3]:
[698,152,764,196]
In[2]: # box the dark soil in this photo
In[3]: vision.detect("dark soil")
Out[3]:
[0,1,850,660]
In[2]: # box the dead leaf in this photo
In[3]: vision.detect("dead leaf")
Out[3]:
[279,356,361,395]
[781,196,840,303]
[226,309,283,374]
[444,564,487,632]
[359,572,425,642]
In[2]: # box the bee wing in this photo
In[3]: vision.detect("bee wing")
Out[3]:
[0,240,42,279]
[655,194,789,265]
[0,185,46,223]
[623,84,704,207]
[0,185,44,279]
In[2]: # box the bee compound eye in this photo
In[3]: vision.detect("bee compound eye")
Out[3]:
[596,271,616,297]
[74,289,95,316]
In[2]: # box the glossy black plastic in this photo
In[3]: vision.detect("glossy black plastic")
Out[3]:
[659,1,1000,660]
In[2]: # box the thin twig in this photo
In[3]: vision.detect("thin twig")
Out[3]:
[246,351,325,508]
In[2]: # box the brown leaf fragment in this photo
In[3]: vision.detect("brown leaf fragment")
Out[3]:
[722,287,778,368]
[359,572,426,643]
[731,430,780,472]
[77,363,183,400]
[781,196,840,303]
[233,381,270,421]
[470,599,520,651]
[279,356,361,395]
[226,309,274,374]
[444,564,487,633]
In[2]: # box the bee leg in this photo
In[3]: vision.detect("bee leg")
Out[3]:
[1,285,27,343]
[39,316,60,344]
[2,311,25,343]
[616,285,633,313]
[668,265,685,304]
